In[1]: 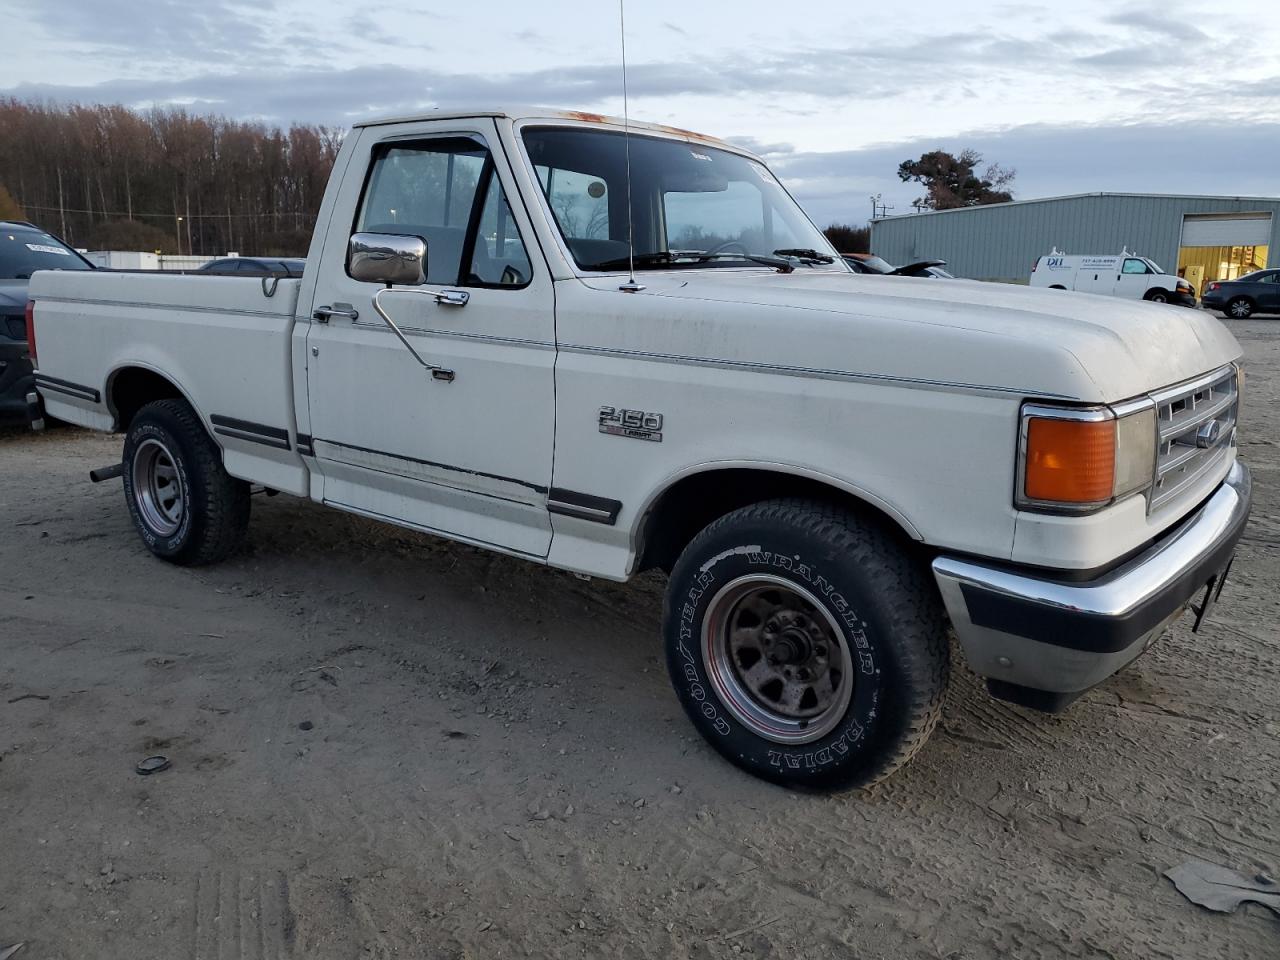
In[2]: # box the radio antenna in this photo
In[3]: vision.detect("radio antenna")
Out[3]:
[618,0,643,292]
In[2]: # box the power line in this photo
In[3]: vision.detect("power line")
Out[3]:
[13,202,316,221]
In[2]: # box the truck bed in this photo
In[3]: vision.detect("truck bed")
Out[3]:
[29,269,310,495]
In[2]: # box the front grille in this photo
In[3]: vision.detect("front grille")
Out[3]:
[1149,365,1237,512]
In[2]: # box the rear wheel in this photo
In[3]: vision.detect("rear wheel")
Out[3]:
[1226,297,1254,319]
[122,399,250,565]
[662,499,948,790]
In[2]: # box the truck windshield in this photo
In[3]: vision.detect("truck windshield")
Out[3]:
[522,126,839,272]
[1,228,93,279]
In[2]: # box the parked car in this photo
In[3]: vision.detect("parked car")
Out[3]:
[0,220,94,422]
[1030,248,1196,306]
[197,257,306,277]
[1201,268,1280,319]
[842,253,951,277]
[29,107,1249,791]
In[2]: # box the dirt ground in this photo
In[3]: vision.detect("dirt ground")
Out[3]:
[1,321,1277,960]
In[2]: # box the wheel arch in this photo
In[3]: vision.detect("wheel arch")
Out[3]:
[632,461,924,574]
[106,362,200,433]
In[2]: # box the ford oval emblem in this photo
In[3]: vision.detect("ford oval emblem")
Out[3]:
[1196,420,1221,448]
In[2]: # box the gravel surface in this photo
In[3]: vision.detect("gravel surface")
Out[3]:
[1,319,1277,959]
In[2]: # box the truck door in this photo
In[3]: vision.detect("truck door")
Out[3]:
[1115,257,1153,299]
[1257,270,1280,311]
[1073,258,1117,295]
[303,121,556,557]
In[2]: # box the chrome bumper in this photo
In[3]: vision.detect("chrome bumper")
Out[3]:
[932,460,1251,711]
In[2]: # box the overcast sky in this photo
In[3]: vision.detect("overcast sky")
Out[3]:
[3,0,1277,225]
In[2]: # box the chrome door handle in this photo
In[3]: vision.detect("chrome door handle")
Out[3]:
[313,304,359,323]
[434,289,470,307]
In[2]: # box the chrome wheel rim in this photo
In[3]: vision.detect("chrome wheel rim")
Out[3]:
[702,574,854,745]
[132,438,184,536]
[1230,301,1249,317]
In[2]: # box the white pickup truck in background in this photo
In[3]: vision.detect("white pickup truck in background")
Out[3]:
[29,107,1251,790]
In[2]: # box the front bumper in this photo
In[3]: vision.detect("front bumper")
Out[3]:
[932,460,1251,711]
[1171,291,1198,308]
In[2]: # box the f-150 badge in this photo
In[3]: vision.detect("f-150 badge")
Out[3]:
[599,406,663,442]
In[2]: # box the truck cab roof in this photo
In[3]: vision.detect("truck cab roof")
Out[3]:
[353,106,748,156]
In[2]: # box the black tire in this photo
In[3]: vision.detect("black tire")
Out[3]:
[1226,297,1254,319]
[1145,289,1169,303]
[663,499,948,791]
[1048,285,1067,290]
[121,398,250,565]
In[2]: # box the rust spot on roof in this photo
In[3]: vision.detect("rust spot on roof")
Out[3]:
[550,110,741,152]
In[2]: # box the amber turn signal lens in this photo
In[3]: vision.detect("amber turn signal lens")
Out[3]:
[1024,417,1115,504]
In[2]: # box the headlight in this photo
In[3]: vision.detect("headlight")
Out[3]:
[1017,400,1156,513]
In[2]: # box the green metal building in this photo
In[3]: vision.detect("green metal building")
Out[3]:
[870,192,1280,289]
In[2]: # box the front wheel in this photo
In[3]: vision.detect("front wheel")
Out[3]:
[663,500,948,790]
[122,399,250,565]
[1145,289,1169,303]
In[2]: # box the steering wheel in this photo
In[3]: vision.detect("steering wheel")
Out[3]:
[703,240,749,257]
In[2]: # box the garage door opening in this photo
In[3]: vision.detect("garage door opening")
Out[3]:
[1177,212,1272,294]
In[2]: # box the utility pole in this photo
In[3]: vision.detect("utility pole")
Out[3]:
[57,166,67,239]
[869,194,894,219]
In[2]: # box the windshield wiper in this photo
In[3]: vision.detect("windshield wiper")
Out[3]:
[693,252,794,272]
[585,251,684,271]
[773,248,835,264]
[586,250,794,273]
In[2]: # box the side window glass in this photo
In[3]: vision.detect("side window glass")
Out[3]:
[356,139,487,285]
[1122,258,1147,275]
[467,175,532,287]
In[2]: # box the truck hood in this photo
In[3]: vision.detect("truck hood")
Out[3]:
[578,269,1241,402]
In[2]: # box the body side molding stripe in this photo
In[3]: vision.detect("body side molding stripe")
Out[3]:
[313,437,549,495]
[547,487,622,525]
[210,414,292,451]
[555,342,1078,400]
[34,374,101,403]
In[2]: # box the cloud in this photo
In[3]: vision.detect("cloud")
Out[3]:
[766,121,1280,225]
[23,0,282,65]
[1105,10,1208,42]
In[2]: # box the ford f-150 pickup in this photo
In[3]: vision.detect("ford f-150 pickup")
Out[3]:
[27,107,1251,790]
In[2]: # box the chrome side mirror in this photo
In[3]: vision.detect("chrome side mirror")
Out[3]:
[348,232,427,286]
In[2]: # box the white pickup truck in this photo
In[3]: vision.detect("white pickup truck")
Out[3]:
[29,107,1250,790]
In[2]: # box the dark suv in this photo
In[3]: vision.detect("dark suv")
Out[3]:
[0,221,94,421]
